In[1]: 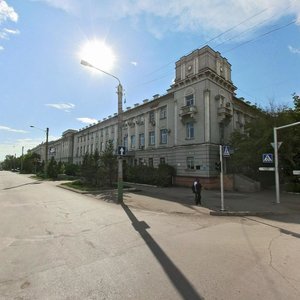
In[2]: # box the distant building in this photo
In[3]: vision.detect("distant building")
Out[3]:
[31,46,257,186]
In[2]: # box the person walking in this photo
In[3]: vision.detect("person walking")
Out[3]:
[192,178,202,205]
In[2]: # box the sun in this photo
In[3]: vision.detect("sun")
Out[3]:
[79,39,116,72]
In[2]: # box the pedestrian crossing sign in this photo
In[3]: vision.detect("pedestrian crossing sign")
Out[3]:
[223,145,230,157]
[262,153,273,163]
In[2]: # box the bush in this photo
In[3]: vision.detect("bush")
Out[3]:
[124,163,176,187]
[157,164,176,187]
[65,163,79,176]
[285,182,300,193]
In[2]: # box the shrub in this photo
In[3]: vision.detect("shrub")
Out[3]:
[65,163,79,176]
[157,164,176,187]
[285,182,300,193]
[124,163,176,187]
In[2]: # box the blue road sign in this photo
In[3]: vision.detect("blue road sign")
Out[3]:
[223,145,230,157]
[118,146,126,156]
[262,153,273,163]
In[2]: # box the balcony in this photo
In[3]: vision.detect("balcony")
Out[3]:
[179,105,197,120]
[218,106,233,123]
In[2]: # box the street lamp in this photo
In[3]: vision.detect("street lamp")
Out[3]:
[30,125,49,178]
[80,59,124,203]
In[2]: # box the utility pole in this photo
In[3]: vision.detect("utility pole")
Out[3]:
[81,60,124,203]
[219,145,225,211]
[45,127,49,178]
[20,146,24,172]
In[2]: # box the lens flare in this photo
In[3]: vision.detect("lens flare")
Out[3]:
[79,39,116,72]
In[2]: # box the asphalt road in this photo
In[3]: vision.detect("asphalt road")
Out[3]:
[1,171,300,300]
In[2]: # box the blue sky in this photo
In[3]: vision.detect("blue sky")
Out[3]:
[1,0,300,161]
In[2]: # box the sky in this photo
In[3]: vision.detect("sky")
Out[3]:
[0,0,300,161]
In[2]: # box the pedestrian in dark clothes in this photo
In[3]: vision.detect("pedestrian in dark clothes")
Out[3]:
[192,178,202,205]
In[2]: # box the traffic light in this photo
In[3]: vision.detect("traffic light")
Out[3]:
[215,161,221,171]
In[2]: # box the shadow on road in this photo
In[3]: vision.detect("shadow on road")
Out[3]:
[246,217,300,238]
[3,181,41,190]
[121,202,204,300]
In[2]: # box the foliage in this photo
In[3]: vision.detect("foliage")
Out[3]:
[20,152,42,174]
[81,152,98,186]
[64,163,79,176]
[229,94,300,188]
[125,165,157,185]
[47,157,59,180]
[98,141,117,187]
[124,163,176,187]
[1,155,18,171]
[157,163,176,186]
[80,140,117,188]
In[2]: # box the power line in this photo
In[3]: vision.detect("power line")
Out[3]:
[143,8,269,78]
[126,4,297,95]
[223,19,296,54]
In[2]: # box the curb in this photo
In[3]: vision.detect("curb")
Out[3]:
[210,211,288,216]
[58,184,137,194]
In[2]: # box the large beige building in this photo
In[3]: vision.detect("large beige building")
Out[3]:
[31,46,256,185]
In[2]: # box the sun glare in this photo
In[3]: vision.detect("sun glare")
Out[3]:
[79,40,116,72]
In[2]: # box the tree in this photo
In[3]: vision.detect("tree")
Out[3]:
[47,157,59,179]
[21,152,41,174]
[81,153,97,185]
[99,140,117,187]
[230,94,300,186]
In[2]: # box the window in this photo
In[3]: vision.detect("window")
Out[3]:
[100,142,104,151]
[160,157,166,165]
[187,157,195,169]
[91,144,94,153]
[149,111,155,123]
[130,135,136,149]
[160,129,168,144]
[76,147,79,157]
[186,94,194,106]
[139,133,145,149]
[149,131,155,146]
[149,158,153,167]
[160,106,167,119]
[139,158,143,165]
[186,122,194,139]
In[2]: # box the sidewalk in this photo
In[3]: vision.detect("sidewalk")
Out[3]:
[124,184,300,216]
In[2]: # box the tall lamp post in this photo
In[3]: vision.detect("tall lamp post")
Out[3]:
[30,126,49,178]
[80,59,124,203]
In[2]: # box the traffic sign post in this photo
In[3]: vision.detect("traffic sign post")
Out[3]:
[273,121,300,204]
[219,145,225,211]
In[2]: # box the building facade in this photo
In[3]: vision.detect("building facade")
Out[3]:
[31,46,256,185]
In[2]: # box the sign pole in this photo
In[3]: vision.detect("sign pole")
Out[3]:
[273,127,280,204]
[220,145,225,211]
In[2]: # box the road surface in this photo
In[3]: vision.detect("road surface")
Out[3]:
[0,171,300,299]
